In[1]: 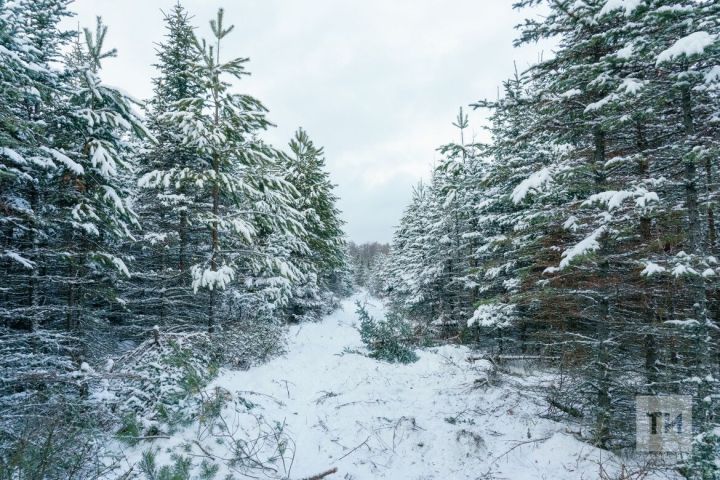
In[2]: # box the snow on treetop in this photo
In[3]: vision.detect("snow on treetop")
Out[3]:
[191,264,235,293]
[467,303,515,328]
[511,167,552,204]
[656,31,716,65]
[598,0,642,17]
[558,225,606,270]
[641,261,666,277]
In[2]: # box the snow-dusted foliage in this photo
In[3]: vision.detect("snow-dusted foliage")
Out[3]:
[138,8,309,331]
[2,0,719,477]
[380,0,720,474]
[356,300,417,364]
[467,303,515,329]
[0,4,347,478]
[281,128,349,322]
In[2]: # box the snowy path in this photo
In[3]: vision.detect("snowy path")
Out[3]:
[126,292,661,479]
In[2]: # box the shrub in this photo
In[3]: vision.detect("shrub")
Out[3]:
[356,301,418,364]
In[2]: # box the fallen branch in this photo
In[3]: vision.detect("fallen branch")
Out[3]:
[192,440,233,463]
[301,467,338,480]
[546,397,582,418]
[336,436,370,461]
[488,436,552,468]
[467,354,559,363]
[114,466,134,480]
[114,435,170,441]
[335,399,385,410]
[235,390,286,407]
[315,391,340,405]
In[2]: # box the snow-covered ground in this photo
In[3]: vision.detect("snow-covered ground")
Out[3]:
[116,292,675,479]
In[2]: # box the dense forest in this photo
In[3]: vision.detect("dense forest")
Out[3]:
[373,0,720,477]
[0,2,349,476]
[1,0,720,479]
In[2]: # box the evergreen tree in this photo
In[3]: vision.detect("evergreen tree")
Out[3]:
[49,18,152,336]
[140,8,306,331]
[384,0,720,463]
[132,3,205,332]
[0,0,73,330]
[282,128,347,321]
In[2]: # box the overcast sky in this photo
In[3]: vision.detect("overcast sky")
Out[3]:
[68,0,548,243]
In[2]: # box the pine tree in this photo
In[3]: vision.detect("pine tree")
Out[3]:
[132,3,205,331]
[1,9,152,476]
[0,0,73,330]
[48,18,151,337]
[467,71,559,355]
[141,8,306,331]
[282,128,347,321]
[385,182,437,326]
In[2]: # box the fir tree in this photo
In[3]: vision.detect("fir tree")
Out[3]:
[141,8,306,331]
[132,3,205,331]
[283,128,347,321]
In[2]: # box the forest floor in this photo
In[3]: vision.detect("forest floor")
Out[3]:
[114,291,678,480]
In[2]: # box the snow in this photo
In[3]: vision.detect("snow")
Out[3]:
[635,190,659,209]
[585,94,615,112]
[39,146,84,175]
[230,218,256,243]
[619,77,645,94]
[615,43,634,59]
[665,319,700,327]
[672,264,698,277]
[77,222,100,236]
[99,253,131,277]
[656,31,716,65]
[583,190,635,211]
[3,251,35,269]
[559,88,582,98]
[90,143,118,178]
[511,167,552,204]
[468,302,515,328]
[706,65,720,84]
[191,264,235,292]
[110,292,670,480]
[1,147,26,166]
[103,186,127,214]
[583,187,658,211]
[563,215,579,231]
[598,0,642,17]
[559,226,606,270]
[641,262,666,277]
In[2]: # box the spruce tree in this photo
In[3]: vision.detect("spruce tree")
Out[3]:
[141,8,306,331]
[132,3,205,331]
[282,128,347,320]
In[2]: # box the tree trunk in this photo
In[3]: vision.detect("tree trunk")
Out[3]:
[209,153,219,334]
[592,125,611,448]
